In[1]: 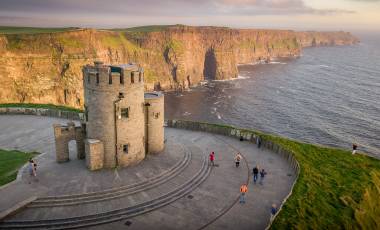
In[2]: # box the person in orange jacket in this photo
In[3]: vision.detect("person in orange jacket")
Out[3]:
[239,184,248,204]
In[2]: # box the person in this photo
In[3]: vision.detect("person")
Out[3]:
[239,184,248,204]
[235,153,242,168]
[28,158,36,177]
[209,151,215,166]
[33,160,37,176]
[352,143,358,155]
[259,168,267,185]
[252,165,259,184]
[257,136,262,148]
[271,204,277,219]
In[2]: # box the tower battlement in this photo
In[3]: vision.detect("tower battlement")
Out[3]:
[83,62,144,90]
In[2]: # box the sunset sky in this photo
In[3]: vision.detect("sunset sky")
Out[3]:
[0,0,379,31]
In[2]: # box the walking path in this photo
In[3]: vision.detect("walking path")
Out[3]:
[0,115,295,229]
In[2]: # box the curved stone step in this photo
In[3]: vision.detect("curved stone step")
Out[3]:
[29,148,191,208]
[0,155,211,229]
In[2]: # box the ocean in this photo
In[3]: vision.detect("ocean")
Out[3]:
[165,33,380,156]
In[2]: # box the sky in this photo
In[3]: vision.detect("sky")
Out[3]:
[0,0,379,32]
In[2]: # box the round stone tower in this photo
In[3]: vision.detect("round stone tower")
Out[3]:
[83,61,146,168]
[144,92,165,154]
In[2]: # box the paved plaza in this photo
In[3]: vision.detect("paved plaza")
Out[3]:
[0,115,295,229]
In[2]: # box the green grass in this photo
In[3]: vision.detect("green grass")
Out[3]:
[184,121,380,229]
[0,103,83,113]
[110,25,179,33]
[0,26,79,34]
[0,149,38,186]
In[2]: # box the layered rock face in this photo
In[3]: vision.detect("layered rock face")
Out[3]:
[0,26,358,108]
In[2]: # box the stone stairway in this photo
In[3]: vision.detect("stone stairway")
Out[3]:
[28,149,191,208]
[0,143,211,229]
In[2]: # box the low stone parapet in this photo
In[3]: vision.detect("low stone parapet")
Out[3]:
[0,107,84,121]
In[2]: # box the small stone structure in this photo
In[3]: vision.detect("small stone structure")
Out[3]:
[85,139,104,170]
[53,61,165,170]
[53,122,85,162]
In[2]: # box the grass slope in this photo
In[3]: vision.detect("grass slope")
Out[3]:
[259,133,380,229]
[0,26,78,34]
[0,149,38,186]
[0,103,83,113]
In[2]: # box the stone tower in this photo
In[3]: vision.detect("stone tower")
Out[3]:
[53,61,165,170]
[83,61,146,168]
[144,92,164,154]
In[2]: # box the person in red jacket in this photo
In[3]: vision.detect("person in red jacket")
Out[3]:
[209,151,215,166]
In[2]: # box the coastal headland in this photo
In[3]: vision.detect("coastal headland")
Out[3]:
[0,25,358,108]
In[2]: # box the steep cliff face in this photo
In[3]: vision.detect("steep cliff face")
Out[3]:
[0,26,358,108]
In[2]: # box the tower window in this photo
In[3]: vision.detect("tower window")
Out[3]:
[109,72,112,84]
[123,144,129,154]
[139,72,142,82]
[121,107,129,118]
[131,72,135,83]
[120,72,124,84]
[96,73,99,85]
[87,75,91,83]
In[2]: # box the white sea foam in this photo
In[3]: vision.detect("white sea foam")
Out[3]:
[212,75,249,82]
[269,61,287,65]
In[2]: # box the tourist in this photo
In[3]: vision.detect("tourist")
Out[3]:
[235,153,242,168]
[271,204,277,219]
[239,184,248,204]
[209,151,215,166]
[28,158,36,177]
[352,143,358,155]
[257,136,262,148]
[259,168,267,185]
[252,165,259,184]
[33,160,37,176]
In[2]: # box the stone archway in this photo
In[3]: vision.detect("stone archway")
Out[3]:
[53,122,85,163]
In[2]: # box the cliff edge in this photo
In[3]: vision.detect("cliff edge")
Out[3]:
[0,25,358,108]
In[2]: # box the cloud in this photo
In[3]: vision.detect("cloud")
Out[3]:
[0,0,356,27]
[0,0,355,15]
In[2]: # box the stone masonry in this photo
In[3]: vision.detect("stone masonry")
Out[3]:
[53,61,165,170]
[85,139,104,170]
[53,122,85,162]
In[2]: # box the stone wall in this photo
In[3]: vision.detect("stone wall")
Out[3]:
[0,107,83,121]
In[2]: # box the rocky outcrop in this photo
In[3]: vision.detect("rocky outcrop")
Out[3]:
[0,26,358,108]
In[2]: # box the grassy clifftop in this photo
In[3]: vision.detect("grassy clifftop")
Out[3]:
[263,133,380,229]
[0,26,79,34]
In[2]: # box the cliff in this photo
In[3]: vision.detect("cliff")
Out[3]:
[0,25,358,108]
